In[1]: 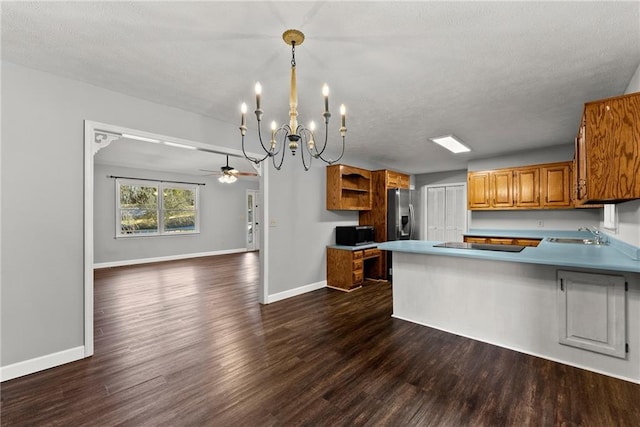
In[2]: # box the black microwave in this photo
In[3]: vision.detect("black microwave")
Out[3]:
[335,226,375,246]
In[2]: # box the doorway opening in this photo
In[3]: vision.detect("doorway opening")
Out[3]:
[84,120,269,357]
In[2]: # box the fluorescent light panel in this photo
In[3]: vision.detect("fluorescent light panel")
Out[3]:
[430,135,470,154]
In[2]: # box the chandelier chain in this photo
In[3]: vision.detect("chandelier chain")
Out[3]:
[291,42,296,67]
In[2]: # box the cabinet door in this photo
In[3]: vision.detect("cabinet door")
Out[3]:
[514,167,540,208]
[491,170,514,208]
[426,187,446,241]
[557,270,626,358]
[574,117,588,204]
[445,185,466,242]
[467,172,491,209]
[584,93,640,201]
[542,163,571,207]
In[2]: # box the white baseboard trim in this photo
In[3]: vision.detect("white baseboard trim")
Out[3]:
[267,280,327,304]
[392,314,640,385]
[94,248,248,269]
[1,346,86,382]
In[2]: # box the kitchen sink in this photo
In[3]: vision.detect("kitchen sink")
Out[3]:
[547,237,600,245]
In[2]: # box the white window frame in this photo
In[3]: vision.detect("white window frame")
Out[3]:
[115,178,200,238]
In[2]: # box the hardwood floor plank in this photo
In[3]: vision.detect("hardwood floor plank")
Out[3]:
[2,252,639,426]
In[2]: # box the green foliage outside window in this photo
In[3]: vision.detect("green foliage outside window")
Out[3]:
[118,181,198,235]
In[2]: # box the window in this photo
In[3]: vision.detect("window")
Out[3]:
[116,179,199,237]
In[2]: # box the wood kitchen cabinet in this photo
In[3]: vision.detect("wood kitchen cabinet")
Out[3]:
[326,164,372,210]
[326,246,382,291]
[467,171,491,209]
[541,162,571,208]
[514,167,540,208]
[574,91,640,204]
[468,161,579,210]
[468,169,515,209]
[358,169,410,279]
[491,170,515,208]
[463,235,541,247]
[359,169,410,243]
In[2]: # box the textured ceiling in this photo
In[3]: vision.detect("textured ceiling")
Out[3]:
[3,1,639,174]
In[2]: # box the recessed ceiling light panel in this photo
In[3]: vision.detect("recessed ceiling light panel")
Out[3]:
[430,135,471,154]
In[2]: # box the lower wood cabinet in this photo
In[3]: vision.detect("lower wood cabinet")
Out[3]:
[557,270,627,358]
[463,235,541,247]
[326,247,382,291]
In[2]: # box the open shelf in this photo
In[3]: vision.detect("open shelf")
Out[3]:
[326,165,372,210]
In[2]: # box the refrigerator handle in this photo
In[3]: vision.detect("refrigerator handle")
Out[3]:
[408,203,414,239]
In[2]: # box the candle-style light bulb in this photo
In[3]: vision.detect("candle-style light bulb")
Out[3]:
[270,121,277,150]
[308,121,316,150]
[340,104,346,127]
[240,102,247,126]
[255,82,262,110]
[322,84,329,113]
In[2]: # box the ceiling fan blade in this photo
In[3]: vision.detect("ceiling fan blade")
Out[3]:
[236,172,258,176]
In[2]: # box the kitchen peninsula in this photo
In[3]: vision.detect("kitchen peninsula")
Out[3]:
[380,231,640,383]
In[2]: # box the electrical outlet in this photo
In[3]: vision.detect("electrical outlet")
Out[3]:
[537,220,544,228]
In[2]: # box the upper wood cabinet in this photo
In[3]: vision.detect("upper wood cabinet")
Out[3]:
[576,91,640,203]
[468,161,577,210]
[514,167,540,208]
[467,171,491,209]
[541,163,571,207]
[386,170,410,189]
[491,170,515,208]
[326,164,372,210]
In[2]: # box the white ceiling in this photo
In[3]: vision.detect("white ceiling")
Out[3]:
[2,1,639,175]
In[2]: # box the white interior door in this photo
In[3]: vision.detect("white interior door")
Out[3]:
[246,190,260,251]
[424,183,466,242]
[445,185,466,242]
[426,187,446,241]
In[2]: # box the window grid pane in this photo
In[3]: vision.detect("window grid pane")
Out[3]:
[116,181,198,237]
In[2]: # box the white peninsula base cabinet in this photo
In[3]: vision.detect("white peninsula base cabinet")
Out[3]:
[557,270,627,359]
[391,253,640,383]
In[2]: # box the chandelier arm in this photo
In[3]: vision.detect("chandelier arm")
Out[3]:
[316,133,346,165]
[311,120,331,158]
[299,130,312,171]
[271,131,288,170]
[256,118,276,155]
[242,134,270,164]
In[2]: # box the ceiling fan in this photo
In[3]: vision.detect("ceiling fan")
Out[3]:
[200,155,257,183]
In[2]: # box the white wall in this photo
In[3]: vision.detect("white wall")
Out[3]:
[94,164,258,264]
[266,156,383,295]
[2,61,358,372]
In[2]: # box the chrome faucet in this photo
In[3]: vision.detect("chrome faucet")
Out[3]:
[578,226,608,245]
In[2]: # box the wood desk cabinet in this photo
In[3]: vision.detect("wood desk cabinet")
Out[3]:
[326,246,382,291]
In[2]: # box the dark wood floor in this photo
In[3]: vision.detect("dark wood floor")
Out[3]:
[2,252,639,425]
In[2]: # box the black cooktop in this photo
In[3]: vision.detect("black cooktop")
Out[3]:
[433,242,526,253]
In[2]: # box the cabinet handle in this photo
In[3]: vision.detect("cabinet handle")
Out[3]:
[560,278,564,291]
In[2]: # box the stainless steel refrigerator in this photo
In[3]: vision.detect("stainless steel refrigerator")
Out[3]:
[387,188,413,281]
[387,188,414,241]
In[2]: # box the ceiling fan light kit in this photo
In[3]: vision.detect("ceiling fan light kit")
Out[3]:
[239,29,347,171]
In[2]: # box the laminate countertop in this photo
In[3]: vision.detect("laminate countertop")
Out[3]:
[379,230,640,273]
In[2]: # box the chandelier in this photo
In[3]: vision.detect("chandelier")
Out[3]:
[240,29,346,171]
